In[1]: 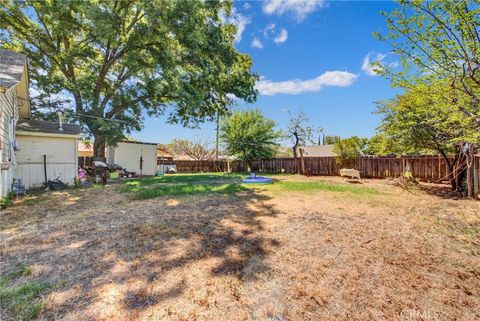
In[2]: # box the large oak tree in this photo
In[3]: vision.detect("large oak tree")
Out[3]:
[0,0,257,157]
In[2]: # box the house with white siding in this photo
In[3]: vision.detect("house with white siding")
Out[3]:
[0,49,30,196]
[0,49,82,196]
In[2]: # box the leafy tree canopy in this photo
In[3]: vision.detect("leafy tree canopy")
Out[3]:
[0,0,257,156]
[333,136,365,166]
[324,135,340,145]
[375,0,480,128]
[220,109,280,163]
[370,82,479,190]
[373,83,478,157]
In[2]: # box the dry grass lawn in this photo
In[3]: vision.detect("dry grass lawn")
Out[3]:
[1,174,479,321]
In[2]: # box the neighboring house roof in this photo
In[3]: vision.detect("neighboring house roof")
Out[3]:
[300,144,336,157]
[0,49,27,89]
[157,148,173,159]
[174,154,196,161]
[16,119,83,136]
[276,146,292,157]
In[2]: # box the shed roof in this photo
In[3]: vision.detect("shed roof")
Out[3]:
[0,49,27,89]
[119,140,158,146]
[16,119,83,136]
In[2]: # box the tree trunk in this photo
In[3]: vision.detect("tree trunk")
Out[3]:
[292,132,300,174]
[446,162,457,191]
[93,136,106,160]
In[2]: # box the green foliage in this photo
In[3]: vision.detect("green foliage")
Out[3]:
[9,263,32,279]
[0,0,257,156]
[324,135,340,145]
[0,278,48,321]
[0,194,13,209]
[333,137,364,165]
[364,133,402,156]
[376,0,480,129]
[373,83,478,157]
[220,109,280,163]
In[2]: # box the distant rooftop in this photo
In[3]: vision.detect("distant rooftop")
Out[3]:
[0,49,27,89]
[301,144,336,157]
[16,119,83,136]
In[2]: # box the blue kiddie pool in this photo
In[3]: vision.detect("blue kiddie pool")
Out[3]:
[242,172,273,184]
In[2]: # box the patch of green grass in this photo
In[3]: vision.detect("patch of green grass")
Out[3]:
[9,263,32,279]
[0,278,48,321]
[132,183,248,200]
[125,173,242,187]
[119,173,244,195]
[1,194,13,209]
[120,174,377,199]
[264,181,378,195]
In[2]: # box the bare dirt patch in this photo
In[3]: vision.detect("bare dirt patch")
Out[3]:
[1,176,479,321]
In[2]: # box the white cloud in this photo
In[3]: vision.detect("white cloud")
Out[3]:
[251,37,264,49]
[243,2,251,10]
[263,0,326,21]
[223,9,250,43]
[263,23,276,37]
[274,28,288,44]
[256,71,358,95]
[389,61,400,68]
[361,52,388,76]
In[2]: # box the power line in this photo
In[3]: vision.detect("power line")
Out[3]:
[34,105,136,124]
[75,112,134,124]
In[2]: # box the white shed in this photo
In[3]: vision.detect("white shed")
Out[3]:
[15,119,83,189]
[107,141,158,176]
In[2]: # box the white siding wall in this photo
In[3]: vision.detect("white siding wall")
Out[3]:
[0,87,19,197]
[14,135,78,189]
[108,142,157,175]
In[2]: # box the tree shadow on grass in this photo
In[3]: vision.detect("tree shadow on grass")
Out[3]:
[416,182,464,200]
[0,185,280,320]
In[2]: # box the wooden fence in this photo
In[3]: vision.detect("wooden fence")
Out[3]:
[171,156,459,182]
[78,155,480,186]
[173,160,229,173]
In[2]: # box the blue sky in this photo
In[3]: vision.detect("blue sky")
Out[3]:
[134,0,401,145]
